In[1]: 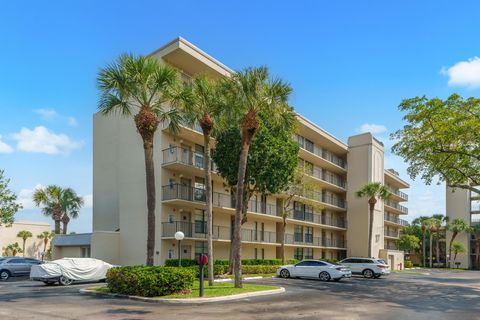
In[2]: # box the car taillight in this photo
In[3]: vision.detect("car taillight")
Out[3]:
[336,267,342,271]
[377,265,386,268]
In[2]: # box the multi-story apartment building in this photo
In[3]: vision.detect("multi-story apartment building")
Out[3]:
[91,37,409,269]
[446,187,480,269]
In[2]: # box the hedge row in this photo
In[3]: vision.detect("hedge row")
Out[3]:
[106,266,196,297]
[185,264,279,276]
[165,258,298,267]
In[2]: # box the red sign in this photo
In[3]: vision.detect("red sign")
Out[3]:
[197,255,208,266]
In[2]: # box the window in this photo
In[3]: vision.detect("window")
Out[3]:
[295,134,305,148]
[81,247,91,258]
[304,247,313,259]
[294,201,304,220]
[195,144,204,168]
[7,259,24,264]
[168,214,175,223]
[195,209,206,234]
[195,241,208,259]
[304,161,314,175]
[295,261,312,267]
[305,227,313,243]
[304,205,314,222]
[194,177,206,201]
[305,139,314,153]
[321,251,326,259]
[261,248,265,259]
[168,249,174,259]
[294,225,303,242]
[254,248,258,259]
[294,248,303,260]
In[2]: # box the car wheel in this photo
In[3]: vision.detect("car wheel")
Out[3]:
[362,269,374,279]
[58,276,73,286]
[280,269,290,278]
[319,271,331,281]
[0,270,10,281]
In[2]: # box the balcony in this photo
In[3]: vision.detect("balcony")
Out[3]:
[284,234,347,248]
[385,200,408,214]
[290,188,347,210]
[384,229,400,238]
[304,166,346,190]
[162,146,217,172]
[293,210,347,228]
[162,184,280,218]
[162,221,277,244]
[385,242,398,250]
[384,214,409,226]
[295,134,347,169]
[387,187,408,201]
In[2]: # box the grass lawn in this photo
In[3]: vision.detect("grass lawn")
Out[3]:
[162,281,279,299]
[94,281,279,299]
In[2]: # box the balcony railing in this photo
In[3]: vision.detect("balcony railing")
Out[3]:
[162,221,277,243]
[384,214,409,226]
[385,200,408,214]
[295,134,347,169]
[291,188,347,209]
[162,146,217,171]
[304,166,346,189]
[385,243,398,250]
[387,188,408,201]
[284,234,347,248]
[293,210,346,228]
[384,230,400,238]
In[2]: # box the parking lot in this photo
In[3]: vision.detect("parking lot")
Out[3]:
[1,270,480,320]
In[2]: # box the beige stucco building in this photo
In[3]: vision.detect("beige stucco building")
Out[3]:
[446,187,480,269]
[0,221,51,258]
[91,37,410,269]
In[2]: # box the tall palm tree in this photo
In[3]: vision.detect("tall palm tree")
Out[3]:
[431,214,445,266]
[356,182,391,257]
[412,216,430,267]
[181,75,227,286]
[97,54,182,266]
[225,66,293,288]
[58,188,84,234]
[37,231,55,261]
[33,185,64,234]
[424,218,437,268]
[446,218,469,267]
[470,224,480,270]
[16,230,32,257]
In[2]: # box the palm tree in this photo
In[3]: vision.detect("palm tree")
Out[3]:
[16,230,32,257]
[33,185,64,234]
[451,241,466,265]
[37,231,55,261]
[431,214,446,266]
[97,54,182,266]
[412,216,430,267]
[181,75,227,286]
[58,188,84,234]
[5,242,22,256]
[225,66,293,288]
[424,218,436,268]
[446,218,469,267]
[356,182,391,257]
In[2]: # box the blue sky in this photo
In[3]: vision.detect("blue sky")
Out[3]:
[1,1,480,233]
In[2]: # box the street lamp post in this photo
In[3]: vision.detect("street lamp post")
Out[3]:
[174,231,185,267]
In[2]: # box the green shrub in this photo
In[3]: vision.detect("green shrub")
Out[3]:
[164,258,298,267]
[404,260,413,268]
[106,266,196,297]
[242,265,279,274]
[164,259,197,267]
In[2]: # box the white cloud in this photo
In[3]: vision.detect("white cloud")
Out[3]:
[83,194,92,209]
[441,57,480,88]
[12,126,83,155]
[17,184,45,210]
[0,135,13,153]
[357,123,387,135]
[34,108,58,120]
[67,117,78,127]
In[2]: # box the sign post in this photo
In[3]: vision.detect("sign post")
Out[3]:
[197,254,208,297]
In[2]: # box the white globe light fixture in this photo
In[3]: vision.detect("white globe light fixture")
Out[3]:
[174,231,185,267]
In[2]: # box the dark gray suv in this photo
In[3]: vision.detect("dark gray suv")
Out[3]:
[0,257,42,280]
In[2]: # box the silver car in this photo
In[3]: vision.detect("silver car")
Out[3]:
[0,257,42,281]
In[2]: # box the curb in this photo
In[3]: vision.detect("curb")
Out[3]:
[80,286,285,304]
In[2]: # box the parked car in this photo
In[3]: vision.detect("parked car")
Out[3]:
[0,257,42,281]
[338,257,390,278]
[277,259,352,281]
[30,258,114,286]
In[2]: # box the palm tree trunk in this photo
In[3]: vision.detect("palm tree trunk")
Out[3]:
[143,136,156,266]
[22,240,26,257]
[203,133,214,286]
[448,233,457,268]
[435,231,440,265]
[422,233,426,267]
[233,132,254,288]
[368,198,375,257]
[53,204,62,234]
[429,233,433,268]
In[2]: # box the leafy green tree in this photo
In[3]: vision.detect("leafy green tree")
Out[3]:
[396,234,420,252]
[0,170,22,226]
[37,231,55,261]
[356,183,391,257]
[451,241,466,264]
[181,75,228,286]
[17,230,32,257]
[213,104,297,288]
[446,218,469,267]
[97,54,182,266]
[392,94,480,194]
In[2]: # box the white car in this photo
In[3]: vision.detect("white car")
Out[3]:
[30,258,114,286]
[338,257,390,278]
[277,260,352,281]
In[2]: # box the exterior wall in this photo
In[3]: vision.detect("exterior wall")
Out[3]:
[52,246,87,260]
[379,249,404,270]
[91,231,120,265]
[446,187,471,268]
[347,133,385,258]
[0,221,51,259]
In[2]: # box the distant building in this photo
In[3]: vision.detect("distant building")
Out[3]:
[52,233,92,260]
[0,221,51,258]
